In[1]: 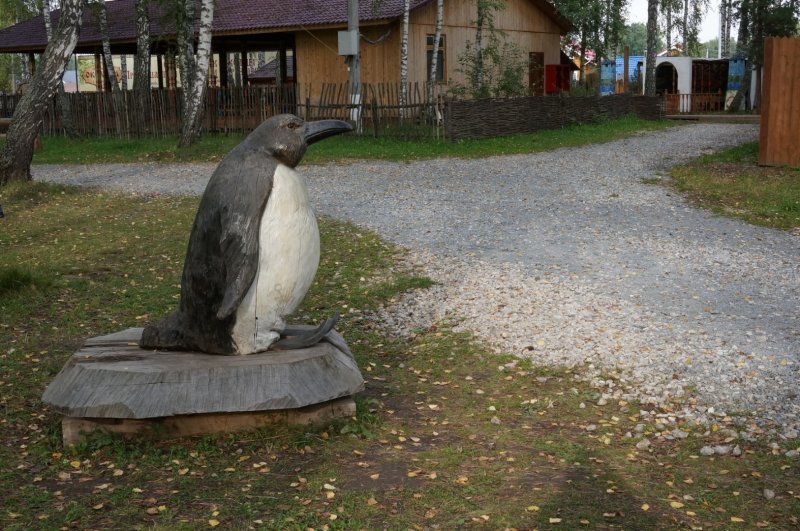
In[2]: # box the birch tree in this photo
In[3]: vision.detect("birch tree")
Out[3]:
[133,0,150,132]
[42,0,79,138]
[427,0,444,110]
[95,0,125,137]
[0,0,84,184]
[399,0,410,117]
[178,0,215,147]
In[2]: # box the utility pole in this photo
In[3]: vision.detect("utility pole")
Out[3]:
[338,0,361,129]
[347,0,361,130]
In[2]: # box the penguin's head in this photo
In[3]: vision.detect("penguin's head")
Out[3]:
[254,114,353,168]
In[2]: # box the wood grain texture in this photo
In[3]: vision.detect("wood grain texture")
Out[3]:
[759,37,800,167]
[43,328,364,419]
[61,396,356,446]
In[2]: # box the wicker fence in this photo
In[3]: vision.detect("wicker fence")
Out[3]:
[444,94,663,141]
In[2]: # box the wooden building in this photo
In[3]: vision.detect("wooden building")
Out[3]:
[0,0,570,99]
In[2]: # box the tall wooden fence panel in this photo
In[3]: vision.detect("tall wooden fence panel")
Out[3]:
[444,95,663,141]
[759,37,800,167]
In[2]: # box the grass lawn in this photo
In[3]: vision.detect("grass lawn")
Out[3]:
[1,183,798,529]
[28,115,676,165]
[668,142,800,230]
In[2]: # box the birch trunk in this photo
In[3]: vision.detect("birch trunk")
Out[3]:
[133,0,151,134]
[178,0,214,148]
[176,0,197,117]
[43,2,79,138]
[96,0,125,137]
[644,0,658,95]
[427,0,444,112]
[399,0,410,118]
[120,54,128,90]
[0,0,84,184]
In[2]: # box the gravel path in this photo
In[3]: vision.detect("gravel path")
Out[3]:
[33,123,800,440]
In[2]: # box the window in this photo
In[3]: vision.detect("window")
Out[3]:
[426,34,446,83]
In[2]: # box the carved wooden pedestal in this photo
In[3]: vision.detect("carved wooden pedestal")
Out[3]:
[43,328,364,446]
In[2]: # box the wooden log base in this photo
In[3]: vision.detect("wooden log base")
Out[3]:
[43,328,365,446]
[61,396,356,446]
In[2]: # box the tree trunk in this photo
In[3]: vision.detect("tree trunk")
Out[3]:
[43,2,79,139]
[0,0,84,184]
[682,0,689,52]
[97,0,125,138]
[399,0,410,117]
[644,0,658,95]
[120,54,128,90]
[427,0,444,113]
[178,0,214,148]
[134,0,151,134]
[176,0,197,117]
[665,3,672,51]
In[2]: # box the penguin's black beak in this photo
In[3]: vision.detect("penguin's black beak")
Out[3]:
[303,119,353,145]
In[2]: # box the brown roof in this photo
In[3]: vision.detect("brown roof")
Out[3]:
[249,56,295,80]
[0,0,570,53]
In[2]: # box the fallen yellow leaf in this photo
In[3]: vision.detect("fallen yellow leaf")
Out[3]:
[367,497,378,506]
[641,503,650,511]
[526,505,540,512]
[208,519,220,527]
[670,501,684,509]
[549,517,562,523]
[731,517,745,523]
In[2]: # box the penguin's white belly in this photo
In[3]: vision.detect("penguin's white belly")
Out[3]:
[232,164,320,353]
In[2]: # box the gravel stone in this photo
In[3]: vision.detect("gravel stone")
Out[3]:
[32,123,798,437]
[636,438,651,450]
[700,446,716,456]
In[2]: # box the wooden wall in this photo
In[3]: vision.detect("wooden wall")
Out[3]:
[295,0,564,98]
[759,37,800,167]
[295,24,400,95]
[408,0,563,86]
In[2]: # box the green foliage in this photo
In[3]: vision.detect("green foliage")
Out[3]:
[446,0,528,99]
[554,0,626,62]
[450,36,529,99]
[619,22,649,55]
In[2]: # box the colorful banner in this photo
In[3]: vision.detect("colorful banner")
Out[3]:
[76,55,166,92]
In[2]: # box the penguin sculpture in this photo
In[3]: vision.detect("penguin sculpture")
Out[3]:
[140,114,353,355]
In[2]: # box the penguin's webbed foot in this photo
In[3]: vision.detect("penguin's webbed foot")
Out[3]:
[272,314,340,350]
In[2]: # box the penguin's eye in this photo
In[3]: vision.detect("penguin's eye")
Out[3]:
[287,121,301,130]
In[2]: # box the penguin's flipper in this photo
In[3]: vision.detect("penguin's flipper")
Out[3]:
[214,156,276,320]
[271,314,340,350]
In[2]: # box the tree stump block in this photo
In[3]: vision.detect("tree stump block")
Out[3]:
[42,328,364,445]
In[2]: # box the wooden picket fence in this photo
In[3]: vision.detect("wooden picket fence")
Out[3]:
[1,82,444,139]
[663,91,724,114]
